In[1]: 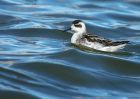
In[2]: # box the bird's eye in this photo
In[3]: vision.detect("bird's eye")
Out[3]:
[74,24,82,28]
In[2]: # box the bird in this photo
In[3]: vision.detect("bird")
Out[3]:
[63,20,129,52]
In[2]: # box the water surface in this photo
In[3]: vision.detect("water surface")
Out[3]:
[0,0,140,99]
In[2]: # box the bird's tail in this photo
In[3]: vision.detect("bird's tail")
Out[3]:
[113,41,129,46]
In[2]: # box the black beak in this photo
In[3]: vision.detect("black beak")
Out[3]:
[63,28,71,32]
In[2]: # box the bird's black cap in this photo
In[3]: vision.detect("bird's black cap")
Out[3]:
[72,20,82,24]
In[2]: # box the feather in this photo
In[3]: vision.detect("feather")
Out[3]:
[83,34,129,46]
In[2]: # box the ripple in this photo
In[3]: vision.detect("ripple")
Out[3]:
[0,90,39,99]
[0,0,140,98]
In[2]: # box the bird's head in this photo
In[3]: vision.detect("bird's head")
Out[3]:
[64,20,86,34]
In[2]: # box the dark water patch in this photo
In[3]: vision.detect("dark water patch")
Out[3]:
[0,14,29,30]
[0,14,17,25]
[109,13,140,22]
[0,67,38,82]
[48,49,140,76]
[0,90,39,99]
[100,55,140,76]
[78,3,107,9]
[11,61,140,96]
[12,62,100,87]
[41,13,92,20]
[126,44,140,54]
[0,0,17,5]
[0,65,99,98]
[0,28,71,40]
[126,0,140,7]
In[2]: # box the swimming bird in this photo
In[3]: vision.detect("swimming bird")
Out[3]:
[63,20,129,52]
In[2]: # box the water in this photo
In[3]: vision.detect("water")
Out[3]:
[0,0,140,99]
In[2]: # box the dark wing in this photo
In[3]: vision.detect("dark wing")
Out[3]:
[83,34,129,46]
[111,41,129,45]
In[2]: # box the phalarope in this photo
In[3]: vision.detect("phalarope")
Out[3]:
[64,20,129,52]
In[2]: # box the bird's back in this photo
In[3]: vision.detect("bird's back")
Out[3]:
[78,34,129,52]
[83,34,129,46]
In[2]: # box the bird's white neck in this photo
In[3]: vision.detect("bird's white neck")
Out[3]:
[71,31,86,44]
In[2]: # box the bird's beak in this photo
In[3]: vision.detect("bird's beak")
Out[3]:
[63,28,71,32]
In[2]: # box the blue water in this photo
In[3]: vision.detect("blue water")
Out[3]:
[0,0,140,99]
